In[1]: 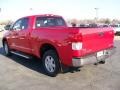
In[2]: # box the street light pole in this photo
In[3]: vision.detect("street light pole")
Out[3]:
[94,8,99,22]
[29,8,33,15]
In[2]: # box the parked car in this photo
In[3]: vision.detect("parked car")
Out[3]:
[89,23,98,28]
[0,29,3,32]
[2,14,115,76]
[79,24,89,28]
[4,24,11,30]
[111,24,120,35]
[0,25,5,32]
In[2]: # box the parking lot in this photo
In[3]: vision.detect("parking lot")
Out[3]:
[0,37,120,90]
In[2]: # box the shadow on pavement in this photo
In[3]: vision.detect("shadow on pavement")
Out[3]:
[0,47,47,76]
[0,46,81,76]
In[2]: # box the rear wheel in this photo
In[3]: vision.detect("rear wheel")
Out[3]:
[42,50,60,77]
[3,41,11,56]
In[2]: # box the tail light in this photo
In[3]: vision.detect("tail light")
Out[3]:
[72,42,83,50]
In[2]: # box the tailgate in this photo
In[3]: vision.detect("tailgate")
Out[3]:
[79,28,114,55]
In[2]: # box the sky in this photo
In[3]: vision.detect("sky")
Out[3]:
[0,0,120,21]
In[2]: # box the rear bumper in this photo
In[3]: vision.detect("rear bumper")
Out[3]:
[72,47,116,67]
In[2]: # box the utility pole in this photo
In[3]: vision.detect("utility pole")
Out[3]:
[94,8,99,23]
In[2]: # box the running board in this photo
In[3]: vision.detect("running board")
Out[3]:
[11,51,30,59]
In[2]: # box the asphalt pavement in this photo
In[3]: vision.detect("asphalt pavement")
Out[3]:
[0,38,120,90]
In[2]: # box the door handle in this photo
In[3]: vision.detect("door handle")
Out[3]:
[20,34,25,39]
[14,33,18,35]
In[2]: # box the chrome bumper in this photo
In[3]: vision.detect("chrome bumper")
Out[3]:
[72,47,116,67]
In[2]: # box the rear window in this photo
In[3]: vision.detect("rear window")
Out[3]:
[35,17,66,28]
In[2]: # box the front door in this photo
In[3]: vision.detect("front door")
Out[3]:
[10,18,32,53]
[17,18,32,53]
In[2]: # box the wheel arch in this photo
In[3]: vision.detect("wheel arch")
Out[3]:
[40,43,59,58]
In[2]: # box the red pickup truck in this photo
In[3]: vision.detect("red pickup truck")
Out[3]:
[2,14,115,76]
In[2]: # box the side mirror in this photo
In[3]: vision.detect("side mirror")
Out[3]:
[4,25,11,30]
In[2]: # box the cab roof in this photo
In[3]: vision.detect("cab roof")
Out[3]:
[22,14,62,18]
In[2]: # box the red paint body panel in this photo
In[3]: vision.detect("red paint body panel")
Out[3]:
[3,15,114,66]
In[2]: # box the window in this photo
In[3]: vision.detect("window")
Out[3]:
[35,17,66,28]
[12,19,22,30]
[12,18,29,30]
[21,18,29,29]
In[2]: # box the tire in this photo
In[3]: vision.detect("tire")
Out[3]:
[3,41,11,56]
[42,50,60,77]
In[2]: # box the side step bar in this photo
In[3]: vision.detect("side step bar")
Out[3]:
[11,51,30,59]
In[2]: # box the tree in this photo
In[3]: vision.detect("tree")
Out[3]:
[104,19,111,24]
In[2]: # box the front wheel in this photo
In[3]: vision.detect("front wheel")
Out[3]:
[42,50,60,77]
[3,41,11,56]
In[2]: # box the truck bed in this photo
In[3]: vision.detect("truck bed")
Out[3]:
[68,27,114,56]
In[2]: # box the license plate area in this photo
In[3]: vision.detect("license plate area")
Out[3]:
[97,51,104,57]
